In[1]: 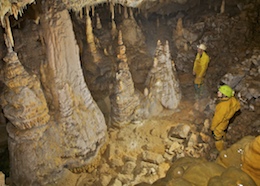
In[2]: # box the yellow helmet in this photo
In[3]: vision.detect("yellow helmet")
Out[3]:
[197,44,207,51]
[218,85,234,98]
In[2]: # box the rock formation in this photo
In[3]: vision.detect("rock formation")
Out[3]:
[85,7,100,63]
[146,40,181,110]
[0,3,107,185]
[1,51,49,130]
[110,30,139,127]
[220,49,260,111]
[241,136,260,185]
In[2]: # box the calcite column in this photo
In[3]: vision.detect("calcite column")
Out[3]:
[145,40,181,110]
[110,30,139,127]
[40,5,107,168]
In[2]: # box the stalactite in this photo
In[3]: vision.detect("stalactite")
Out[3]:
[85,6,99,62]
[111,19,117,40]
[96,13,102,29]
[11,3,19,20]
[110,2,115,20]
[129,7,134,19]
[118,4,122,14]
[91,5,95,17]
[124,6,128,19]
[4,15,14,47]
[79,8,83,19]
[138,8,141,14]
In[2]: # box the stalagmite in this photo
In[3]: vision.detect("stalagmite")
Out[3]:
[1,54,50,129]
[96,13,102,29]
[145,40,181,110]
[1,40,50,130]
[220,0,225,14]
[110,30,139,126]
[118,29,123,45]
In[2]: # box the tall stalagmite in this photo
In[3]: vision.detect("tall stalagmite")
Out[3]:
[110,30,139,127]
[145,40,181,110]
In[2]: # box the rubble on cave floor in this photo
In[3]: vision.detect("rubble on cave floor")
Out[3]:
[64,75,217,185]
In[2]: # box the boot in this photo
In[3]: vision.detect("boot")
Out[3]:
[215,140,224,152]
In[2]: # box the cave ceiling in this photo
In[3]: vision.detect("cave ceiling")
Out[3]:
[0,0,216,25]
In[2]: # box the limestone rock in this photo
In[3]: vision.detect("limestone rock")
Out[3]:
[215,136,255,168]
[208,166,256,186]
[168,124,191,139]
[241,135,260,185]
[221,50,260,110]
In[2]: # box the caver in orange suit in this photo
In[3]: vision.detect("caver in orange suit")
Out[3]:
[211,85,240,151]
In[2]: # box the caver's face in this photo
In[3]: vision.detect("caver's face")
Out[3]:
[217,91,223,98]
[197,48,203,54]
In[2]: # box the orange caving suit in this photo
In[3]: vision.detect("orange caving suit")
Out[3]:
[211,97,241,141]
[193,51,210,85]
